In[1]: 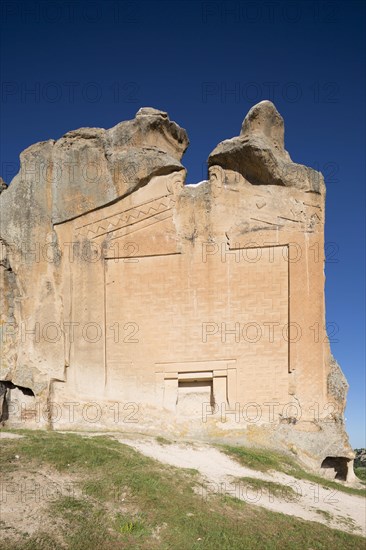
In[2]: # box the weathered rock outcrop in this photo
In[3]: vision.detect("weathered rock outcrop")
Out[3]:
[0,177,7,194]
[209,101,322,192]
[0,108,188,394]
[0,102,354,480]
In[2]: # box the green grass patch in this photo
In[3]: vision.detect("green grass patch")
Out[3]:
[0,430,365,550]
[314,509,334,521]
[238,476,298,500]
[355,467,366,482]
[220,444,294,472]
[51,495,91,514]
[0,533,62,550]
[114,513,149,537]
[221,444,366,497]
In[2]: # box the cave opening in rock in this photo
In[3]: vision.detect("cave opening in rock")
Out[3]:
[0,381,35,422]
[321,456,350,481]
[1,381,35,396]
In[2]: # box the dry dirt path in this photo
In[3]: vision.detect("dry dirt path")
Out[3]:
[2,431,364,537]
[115,435,366,537]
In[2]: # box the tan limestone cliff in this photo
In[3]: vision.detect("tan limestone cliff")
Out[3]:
[0,101,354,481]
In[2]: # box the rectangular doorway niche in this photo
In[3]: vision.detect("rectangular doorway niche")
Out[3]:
[155,360,236,415]
[177,376,214,416]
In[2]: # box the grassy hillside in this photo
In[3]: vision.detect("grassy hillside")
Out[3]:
[354,449,366,482]
[221,444,366,496]
[0,430,365,550]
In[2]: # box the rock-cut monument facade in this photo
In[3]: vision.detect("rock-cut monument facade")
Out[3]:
[0,101,355,480]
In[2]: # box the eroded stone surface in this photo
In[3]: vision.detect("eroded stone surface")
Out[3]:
[0,102,354,478]
[209,100,323,192]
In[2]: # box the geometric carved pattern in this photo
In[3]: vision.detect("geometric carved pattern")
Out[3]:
[75,194,176,240]
[247,200,322,233]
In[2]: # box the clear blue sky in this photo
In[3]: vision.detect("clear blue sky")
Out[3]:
[1,0,365,447]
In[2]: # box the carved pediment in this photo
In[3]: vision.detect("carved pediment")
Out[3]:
[75,194,177,241]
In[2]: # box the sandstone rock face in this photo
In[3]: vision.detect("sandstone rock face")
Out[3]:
[0,102,354,479]
[209,101,322,192]
[0,177,7,194]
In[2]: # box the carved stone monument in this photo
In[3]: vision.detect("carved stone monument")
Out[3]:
[0,102,355,480]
